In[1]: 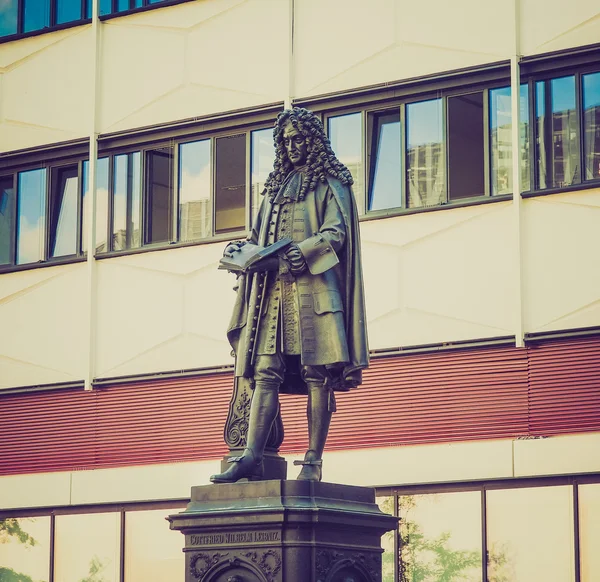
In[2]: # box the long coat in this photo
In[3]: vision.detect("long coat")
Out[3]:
[227,176,369,393]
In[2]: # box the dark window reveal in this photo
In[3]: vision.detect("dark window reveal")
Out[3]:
[145,147,174,245]
[448,92,485,200]
[215,134,246,235]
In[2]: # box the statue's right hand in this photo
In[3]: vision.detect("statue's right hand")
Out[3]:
[223,240,246,258]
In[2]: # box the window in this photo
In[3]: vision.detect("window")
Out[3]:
[112,152,141,251]
[0,517,51,581]
[145,147,174,245]
[0,0,91,40]
[0,176,15,265]
[17,168,47,265]
[583,72,600,181]
[214,134,246,235]
[99,0,188,17]
[251,128,275,221]
[49,165,79,258]
[375,476,600,582]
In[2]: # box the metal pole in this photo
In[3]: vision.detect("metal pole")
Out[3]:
[84,0,102,390]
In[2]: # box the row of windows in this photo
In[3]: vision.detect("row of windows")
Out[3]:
[326,69,600,214]
[0,0,178,39]
[377,478,600,582]
[1,65,599,271]
[1,478,599,582]
[0,505,185,581]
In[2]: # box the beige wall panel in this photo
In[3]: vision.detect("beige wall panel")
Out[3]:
[95,243,233,378]
[0,264,87,389]
[361,203,514,350]
[520,0,600,55]
[514,433,600,477]
[294,0,511,97]
[101,0,288,133]
[523,193,600,333]
[0,27,92,152]
[0,471,71,510]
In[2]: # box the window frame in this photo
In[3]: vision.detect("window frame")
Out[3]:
[0,0,92,44]
[98,0,196,21]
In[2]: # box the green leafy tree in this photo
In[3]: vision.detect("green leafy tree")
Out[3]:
[79,556,107,582]
[0,519,38,582]
[0,567,35,582]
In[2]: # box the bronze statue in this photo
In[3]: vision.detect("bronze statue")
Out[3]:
[211,107,369,484]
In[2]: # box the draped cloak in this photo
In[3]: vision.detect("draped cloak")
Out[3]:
[226,176,369,394]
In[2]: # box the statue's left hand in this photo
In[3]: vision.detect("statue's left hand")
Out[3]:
[223,240,246,258]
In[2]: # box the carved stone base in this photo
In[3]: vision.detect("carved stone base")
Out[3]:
[168,480,397,582]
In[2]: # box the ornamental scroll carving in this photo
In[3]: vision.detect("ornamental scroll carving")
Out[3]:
[316,549,379,582]
[224,378,284,451]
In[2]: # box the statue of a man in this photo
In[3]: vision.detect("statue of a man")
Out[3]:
[211,107,368,483]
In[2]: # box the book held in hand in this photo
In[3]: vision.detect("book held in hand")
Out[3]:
[218,238,293,273]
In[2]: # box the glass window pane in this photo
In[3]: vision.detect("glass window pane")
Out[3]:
[117,0,129,12]
[399,492,482,582]
[376,496,395,582]
[536,76,580,189]
[490,84,530,195]
[0,517,51,581]
[85,0,92,18]
[112,152,141,251]
[23,0,50,32]
[50,165,79,258]
[0,176,15,265]
[124,508,185,582]
[448,92,485,200]
[145,147,174,245]
[407,99,445,208]
[82,158,109,254]
[367,110,401,212]
[250,128,275,224]
[487,486,575,582]
[56,0,82,24]
[329,113,364,214]
[178,140,211,242]
[17,168,46,265]
[0,0,18,37]
[215,134,246,235]
[583,72,600,181]
[99,0,112,16]
[579,484,600,582]
[54,513,120,582]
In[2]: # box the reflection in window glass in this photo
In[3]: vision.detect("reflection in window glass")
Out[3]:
[490,84,530,195]
[579,484,600,582]
[56,0,82,24]
[54,513,120,582]
[368,110,401,212]
[407,99,445,208]
[113,152,141,251]
[99,0,112,15]
[0,176,14,265]
[17,169,46,265]
[82,158,110,254]
[215,134,246,235]
[0,517,51,582]
[536,76,580,189]
[329,113,364,214]
[251,128,275,224]
[448,92,485,200]
[124,509,185,582]
[399,492,482,582]
[376,496,395,582]
[50,165,79,258]
[583,72,600,181]
[487,486,575,582]
[117,0,129,12]
[23,0,50,32]
[179,140,211,241]
[145,147,173,245]
[0,0,18,37]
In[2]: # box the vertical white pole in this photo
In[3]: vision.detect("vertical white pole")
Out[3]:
[511,0,525,348]
[286,0,295,109]
[84,0,102,390]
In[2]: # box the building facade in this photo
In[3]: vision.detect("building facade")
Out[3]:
[1,0,600,581]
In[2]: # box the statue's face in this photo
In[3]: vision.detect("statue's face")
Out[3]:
[283,122,308,168]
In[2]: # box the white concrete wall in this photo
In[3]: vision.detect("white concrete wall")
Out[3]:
[0,27,93,152]
[523,189,600,334]
[1,431,599,509]
[0,263,87,389]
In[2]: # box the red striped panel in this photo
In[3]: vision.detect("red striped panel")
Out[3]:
[0,337,599,477]
[528,337,600,436]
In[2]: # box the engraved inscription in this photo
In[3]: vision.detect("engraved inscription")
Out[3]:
[189,530,281,547]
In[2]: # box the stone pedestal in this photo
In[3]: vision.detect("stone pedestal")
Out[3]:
[168,480,397,582]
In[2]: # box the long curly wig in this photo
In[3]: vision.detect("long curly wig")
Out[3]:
[263,107,354,200]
